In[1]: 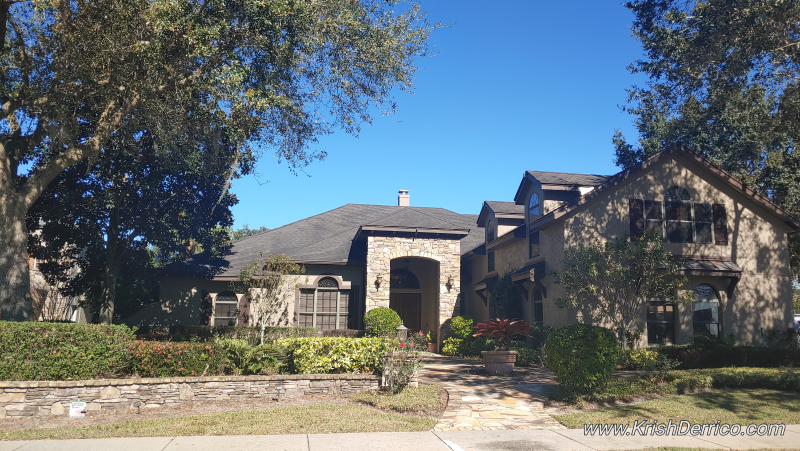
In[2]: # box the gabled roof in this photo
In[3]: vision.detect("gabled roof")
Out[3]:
[477,201,525,227]
[174,204,483,279]
[530,144,800,232]
[513,170,612,204]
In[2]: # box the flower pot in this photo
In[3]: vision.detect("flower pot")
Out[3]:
[427,343,437,353]
[481,350,517,373]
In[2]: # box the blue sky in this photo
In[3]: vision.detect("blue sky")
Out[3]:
[230,1,648,230]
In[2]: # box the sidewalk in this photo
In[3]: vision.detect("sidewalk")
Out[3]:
[2,426,800,451]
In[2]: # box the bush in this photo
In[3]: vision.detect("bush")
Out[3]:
[448,316,474,339]
[440,337,463,356]
[618,348,660,370]
[321,329,363,338]
[215,339,286,375]
[381,341,423,393]
[363,307,401,338]
[0,321,135,381]
[134,325,319,345]
[129,340,222,377]
[655,342,800,369]
[546,324,621,393]
[279,337,392,374]
[510,345,542,367]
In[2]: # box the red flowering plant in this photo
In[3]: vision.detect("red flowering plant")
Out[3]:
[472,319,531,351]
[129,341,223,378]
[380,339,423,394]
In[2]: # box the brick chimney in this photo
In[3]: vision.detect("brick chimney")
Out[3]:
[398,190,410,207]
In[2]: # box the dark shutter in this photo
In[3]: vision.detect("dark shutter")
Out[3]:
[712,204,729,245]
[629,199,645,237]
[237,295,250,326]
[200,290,212,325]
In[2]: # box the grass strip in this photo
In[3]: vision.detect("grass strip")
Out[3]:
[555,388,800,428]
[2,404,436,441]
[351,385,445,415]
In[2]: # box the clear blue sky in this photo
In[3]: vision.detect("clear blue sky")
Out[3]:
[230,1,648,230]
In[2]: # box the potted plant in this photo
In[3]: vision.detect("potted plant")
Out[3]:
[473,318,531,373]
[426,330,437,353]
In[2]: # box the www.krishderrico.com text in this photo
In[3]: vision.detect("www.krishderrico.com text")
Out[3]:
[584,421,785,436]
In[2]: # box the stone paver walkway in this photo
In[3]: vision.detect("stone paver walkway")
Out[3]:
[418,355,565,432]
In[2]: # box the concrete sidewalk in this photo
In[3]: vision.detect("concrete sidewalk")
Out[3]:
[2,426,800,451]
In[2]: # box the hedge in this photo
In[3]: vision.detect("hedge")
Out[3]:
[654,344,800,369]
[128,340,222,377]
[0,321,135,381]
[546,324,621,393]
[279,337,392,374]
[673,367,800,392]
[134,325,319,344]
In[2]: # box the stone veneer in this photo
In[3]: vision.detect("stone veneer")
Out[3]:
[365,236,461,336]
[0,374,379,418]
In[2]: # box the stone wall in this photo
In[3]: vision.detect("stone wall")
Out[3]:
[365,236,461,335]
[0,374,379,418]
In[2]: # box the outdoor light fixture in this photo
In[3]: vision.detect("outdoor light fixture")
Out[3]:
[375,274,383,288]
[397,321,408,344]
[133,401,142,414]
[403,258,410,270]
[446,275,454,291]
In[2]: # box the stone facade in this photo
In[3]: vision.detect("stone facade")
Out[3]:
[365,236,461,335]
[0,374,379,418]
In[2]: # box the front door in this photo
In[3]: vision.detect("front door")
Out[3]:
[389,293,421,332]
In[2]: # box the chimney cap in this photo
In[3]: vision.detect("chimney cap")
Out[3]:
[398,189,410,207]
[398,189,409,194]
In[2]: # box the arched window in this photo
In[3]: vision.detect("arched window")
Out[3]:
[390,268,420,289]
[214,291,238,326]
[298,277,350,330]
[533,288,543,326]
[665,186,691,202]
[317,277,339,288]
[528,193,540,217]
[486,218,496,242]
[693,284,720,338]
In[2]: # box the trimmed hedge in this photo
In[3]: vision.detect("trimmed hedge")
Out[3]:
[134,325,319,344]
[128,340,222,377]
[675,367,800,392]
[654,344,800,369]
[0,321,135,381]
[279,337,392,374]
[363,307,401,338]
[546,324,621,393]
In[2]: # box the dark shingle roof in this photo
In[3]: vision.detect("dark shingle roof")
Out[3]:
[177,204,482,279]
[527,171,611,187]
[484,201,524,215]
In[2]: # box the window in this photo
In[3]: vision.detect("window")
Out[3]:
[533,288,543,327]
[630,186,728,245]
[529,229,540,259]
[298,277,349,330]
[528,193,540,218]
[647,301,675,345]
[213,291,239,326]
[693,284,720,338]
[487,218,496,242]
[488,250,495,272]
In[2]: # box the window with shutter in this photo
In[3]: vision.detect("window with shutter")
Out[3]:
[629,199,644,237]
[712,204,728,245]
[488,250,495,272]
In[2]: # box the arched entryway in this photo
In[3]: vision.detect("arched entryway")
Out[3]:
[389,257,440,334]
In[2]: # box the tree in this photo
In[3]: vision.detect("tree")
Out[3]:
[614,0,800,279]
[27,127,237,323]
[0,0,436,320]
[230,224,269,241]
[236,253,305,345]
[552,230,689,349]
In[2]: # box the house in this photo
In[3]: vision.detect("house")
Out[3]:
[124,145,800,347]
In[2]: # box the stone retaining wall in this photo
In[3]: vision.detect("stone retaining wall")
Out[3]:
[0,374,379,418]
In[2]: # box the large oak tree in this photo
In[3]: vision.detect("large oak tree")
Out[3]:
[0,0,435,320]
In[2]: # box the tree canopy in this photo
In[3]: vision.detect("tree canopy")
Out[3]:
[0,0,436,320]
[614,0,800,279]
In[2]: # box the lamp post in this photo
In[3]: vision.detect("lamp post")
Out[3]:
[396,321,408,344]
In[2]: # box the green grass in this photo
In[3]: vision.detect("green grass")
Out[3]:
[351,384,445,415]
[555,388,800,428]
[1,404,436,441]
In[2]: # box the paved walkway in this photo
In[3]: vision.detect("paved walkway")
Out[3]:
[3,428,800,451]
[418,355,565,431]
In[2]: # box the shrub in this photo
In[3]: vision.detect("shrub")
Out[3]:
[215,339,286,375]
[618,348,660,370]
[381,341,423,393]
[129,340,222,377]
[440,337,463,356]
[448,316,474,339]
[546,324,621,393]
[0,321,135,381]
[473,318,531,350]
[134,325,319,345]
[655,343,800,369]
[279,337,392,374]
[363,307,401,338]
[510,345,542,367]
[321,329,363,338]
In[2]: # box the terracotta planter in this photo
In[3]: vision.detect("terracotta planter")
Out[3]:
[427,343,437,353]
[481,350,517,373]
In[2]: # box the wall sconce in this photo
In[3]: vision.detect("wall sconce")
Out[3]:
[375,274,383,288]
[446,275,454,291]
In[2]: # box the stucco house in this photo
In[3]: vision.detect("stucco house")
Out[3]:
[125,145,800,348]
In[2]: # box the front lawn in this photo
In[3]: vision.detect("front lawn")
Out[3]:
[555,388,800,428]
[351,384,446,415]
[1,404,436,441]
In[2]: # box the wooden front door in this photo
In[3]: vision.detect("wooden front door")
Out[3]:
[389,293,421,332]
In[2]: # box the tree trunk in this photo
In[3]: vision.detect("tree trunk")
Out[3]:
[619,326,628,350]
[0,198,33,321]
[97,205,119,324]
